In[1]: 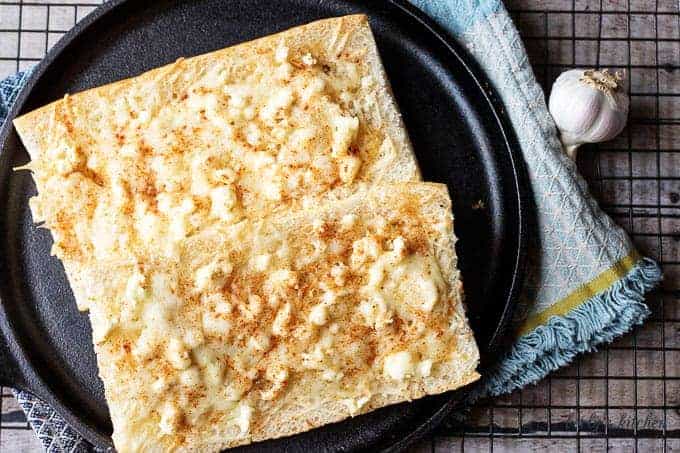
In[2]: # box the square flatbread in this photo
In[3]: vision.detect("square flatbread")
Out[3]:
[14,15,419,285]
[68,183,478,451]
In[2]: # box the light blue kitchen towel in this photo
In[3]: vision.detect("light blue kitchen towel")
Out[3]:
[0,0,662,451]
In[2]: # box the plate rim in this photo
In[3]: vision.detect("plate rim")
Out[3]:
[0,0,530,450]
[373,2,530,450]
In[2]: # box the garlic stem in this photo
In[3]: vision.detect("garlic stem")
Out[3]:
[564,144,579,160]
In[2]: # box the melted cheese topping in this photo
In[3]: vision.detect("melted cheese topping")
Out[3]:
[79,188,470,449]
[25,38,411,267]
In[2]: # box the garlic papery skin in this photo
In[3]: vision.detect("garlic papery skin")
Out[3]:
[548,69,629,159]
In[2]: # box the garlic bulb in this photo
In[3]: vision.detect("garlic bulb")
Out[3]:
[548,69,629,159]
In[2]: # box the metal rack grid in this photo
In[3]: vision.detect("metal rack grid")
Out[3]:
[424,0,679,451]
[0,0,678,452]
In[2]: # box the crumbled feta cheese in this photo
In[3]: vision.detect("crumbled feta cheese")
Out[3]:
[301,53,317,66]
[383,351,414,381]
[309,303,329,326]
[234,402,253,435]
[167,338,191,370]
[272,302,292,336]
[158,402,180,434]
[417,359,433,377]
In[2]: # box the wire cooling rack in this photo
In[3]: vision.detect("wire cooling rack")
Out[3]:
[422,0,680,451]
[0,1,678,452]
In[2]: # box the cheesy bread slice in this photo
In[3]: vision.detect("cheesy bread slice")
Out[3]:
[14,15,419,304]
[73,183,478,452]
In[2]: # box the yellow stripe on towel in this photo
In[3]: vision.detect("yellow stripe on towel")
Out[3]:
[519,251,641,336]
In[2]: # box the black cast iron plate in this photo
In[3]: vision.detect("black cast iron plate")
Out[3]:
[0,1,530,451]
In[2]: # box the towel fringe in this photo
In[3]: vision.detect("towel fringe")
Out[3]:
[481,257,662,397]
